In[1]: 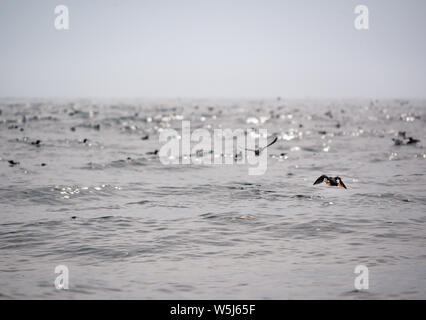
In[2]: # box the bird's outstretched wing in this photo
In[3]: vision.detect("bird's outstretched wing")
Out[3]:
[313,175,328,185]
[266,136,278,148]
[259,136,278,152]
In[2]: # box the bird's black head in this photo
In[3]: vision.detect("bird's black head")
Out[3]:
[335,177,347,189]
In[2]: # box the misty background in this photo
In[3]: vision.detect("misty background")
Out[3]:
[0,0,425,99]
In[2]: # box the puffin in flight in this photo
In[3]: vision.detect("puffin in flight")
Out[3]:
[313,175,347,189]
[245,136,278,156]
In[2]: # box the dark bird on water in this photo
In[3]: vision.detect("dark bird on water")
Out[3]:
[313,175,347,189]
[31,139,41,146]
[8,160,20,166]
[245,136,278,156]
[392,135,420,146]
[406,137,420,145]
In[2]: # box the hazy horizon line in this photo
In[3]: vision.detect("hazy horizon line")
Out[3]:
[1,96,426,102]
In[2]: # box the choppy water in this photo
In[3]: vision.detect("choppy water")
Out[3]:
[0,98,425,299]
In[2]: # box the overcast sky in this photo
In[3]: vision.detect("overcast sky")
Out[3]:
[1,0,425,99]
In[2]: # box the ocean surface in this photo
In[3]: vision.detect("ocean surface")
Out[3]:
[0,98,425,299]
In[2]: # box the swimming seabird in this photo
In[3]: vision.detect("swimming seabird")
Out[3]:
[392,135,420,145]
[406,137,420,145]
[8,160,20,167]
[31,139,41,146]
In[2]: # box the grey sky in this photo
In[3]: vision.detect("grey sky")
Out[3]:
[0,0,425,99]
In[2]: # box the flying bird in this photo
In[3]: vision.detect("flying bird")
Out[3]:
[313,175,347,189]
[245,136,278,156]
